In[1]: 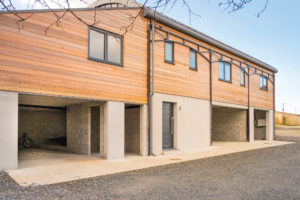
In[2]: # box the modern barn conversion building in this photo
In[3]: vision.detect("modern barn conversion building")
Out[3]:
[0,1,277,170]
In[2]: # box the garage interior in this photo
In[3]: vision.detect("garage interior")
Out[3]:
[254,109,267,140]
[17,94,144,169]
[212,106,248,142]
[18,94,102,167]
[125,104,141,155]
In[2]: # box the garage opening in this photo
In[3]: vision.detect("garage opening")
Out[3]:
[90,106,100,155]
[125,104,140,155]
[212,106,247,142]
[18,94,102,169]
[254,109,267,140]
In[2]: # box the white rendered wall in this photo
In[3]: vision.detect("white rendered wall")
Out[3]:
[266,110,274,141]
[248,107,255,143]
[151,93,210,155]
[104,101,125,160]
[140,104,148,156]
[0,91,18,170]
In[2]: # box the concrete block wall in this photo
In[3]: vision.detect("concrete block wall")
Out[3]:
[125,107,140,154]
[212,107,247,142]
[18,108,66,147]
[254,110,266,140]
[67,104,90,155]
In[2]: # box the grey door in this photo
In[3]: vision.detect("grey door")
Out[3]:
[163,102,174,149]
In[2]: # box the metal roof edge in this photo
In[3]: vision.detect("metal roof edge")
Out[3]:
[0,6,141,14]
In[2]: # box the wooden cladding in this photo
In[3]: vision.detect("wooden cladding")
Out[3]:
[0,9,148,104]
[153,22,274,110]
[0,10,274,110]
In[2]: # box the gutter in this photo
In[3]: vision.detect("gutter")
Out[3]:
[147,19,152,156]
[0,6,141,14]
[143,8,278,73]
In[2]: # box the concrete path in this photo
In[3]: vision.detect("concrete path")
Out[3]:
[7,140,292,186]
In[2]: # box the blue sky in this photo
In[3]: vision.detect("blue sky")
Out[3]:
[12,0,300,113]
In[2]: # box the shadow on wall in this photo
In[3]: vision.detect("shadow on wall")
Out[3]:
[276,112,300,126]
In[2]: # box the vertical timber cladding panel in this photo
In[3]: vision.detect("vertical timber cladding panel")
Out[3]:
[254,110,266,140]
[125,107,140,154]
[212,60,248,106]
[154,24,274,110]
[18,108,66,146]
[153,29,210,100]
[0,9,148,104]
[67,104,90,155]
[212,107,247,141]
[250,67,274,110]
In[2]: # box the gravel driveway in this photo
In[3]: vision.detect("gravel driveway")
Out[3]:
[1,133,300,200]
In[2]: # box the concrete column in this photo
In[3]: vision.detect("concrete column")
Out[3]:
[151,95,163,155]
[248,107,255,143]
[104,101,125,160]
[99,105,105,158]
[266,110,274,141]
[140,104,148,156]
[0,91,18,170]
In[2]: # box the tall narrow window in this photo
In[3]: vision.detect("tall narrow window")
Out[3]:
[260,76,268,90]
[219,62,231,82]
[189,49,197,70]
[241,68,245,86]
[165,41,174,64]
[88,26,123,66]
[89,29,104,60]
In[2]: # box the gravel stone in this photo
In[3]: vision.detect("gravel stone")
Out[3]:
[0,133,299,200]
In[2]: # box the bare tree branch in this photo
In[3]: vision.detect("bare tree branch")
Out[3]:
[219,0,269,17]
[0,0,270,35]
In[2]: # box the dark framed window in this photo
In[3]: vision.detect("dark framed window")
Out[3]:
[219,61,231,83]
[189,48,197,70]
[241,68,245,86]
[164,41,174,64]
[260,76,268,91]
[88,26,123,66]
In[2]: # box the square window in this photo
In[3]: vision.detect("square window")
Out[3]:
[88,27,123,66]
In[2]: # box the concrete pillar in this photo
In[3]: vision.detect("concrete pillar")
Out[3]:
[151,95,163,155]
[0,91,18,170]
[99,104,105,158]
[104,101,125,160]
[248,107,255,143]
[266,110,274,141]
[140,104,148,156]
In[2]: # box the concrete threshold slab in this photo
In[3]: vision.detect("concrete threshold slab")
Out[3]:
[7,140,293,187]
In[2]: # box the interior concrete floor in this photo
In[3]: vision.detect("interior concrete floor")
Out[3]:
[8,140,292,187]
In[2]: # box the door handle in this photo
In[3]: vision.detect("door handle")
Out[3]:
[170,117,174,135]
